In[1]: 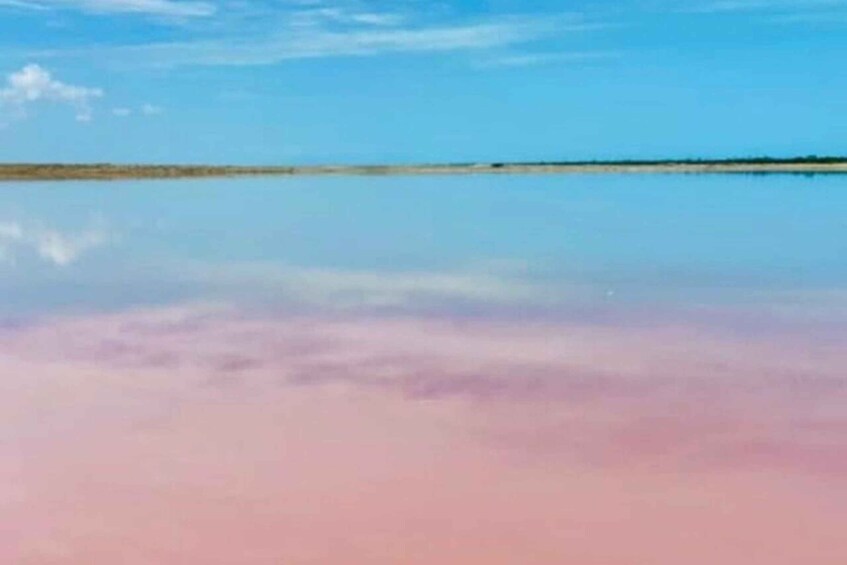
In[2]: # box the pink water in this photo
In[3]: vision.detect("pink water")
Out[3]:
[3,303,846,564]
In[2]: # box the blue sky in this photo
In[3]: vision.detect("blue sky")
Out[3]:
[0,0,846,164]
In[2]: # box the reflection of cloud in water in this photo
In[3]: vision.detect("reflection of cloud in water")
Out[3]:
[192,261,559,310]
[0,220,110,266]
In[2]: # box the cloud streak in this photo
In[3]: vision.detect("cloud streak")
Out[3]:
[3,0,214,17]
[684,0,847,13]
[477,50,620,69]
[36,13,589,67]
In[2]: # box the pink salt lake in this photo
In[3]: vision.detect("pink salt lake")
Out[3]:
[1,175,846,563]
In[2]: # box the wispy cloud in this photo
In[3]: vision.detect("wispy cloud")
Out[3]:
[0,0,48,10]
[680,0,847,27]
[140,102,162,114]
[36,13,590,67]
[290,6,407,27]
[684,0,847,13]
[0,63,102,122]
[4,0,215,17]
[767,8,847,21]
[111,103,162,117]
[477,50,620,69]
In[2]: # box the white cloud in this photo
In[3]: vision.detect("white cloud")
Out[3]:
[0,221,110,267]
[0,63,103,122]
[112,107,132,116]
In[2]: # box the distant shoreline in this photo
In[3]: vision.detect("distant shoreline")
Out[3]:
[2,159,847,181]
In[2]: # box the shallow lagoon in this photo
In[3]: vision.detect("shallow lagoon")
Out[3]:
[2,174,847,564]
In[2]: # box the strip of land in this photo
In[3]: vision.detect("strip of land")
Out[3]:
[2,158,847,181]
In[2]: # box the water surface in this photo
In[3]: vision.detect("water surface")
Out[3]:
[2,174,846,564]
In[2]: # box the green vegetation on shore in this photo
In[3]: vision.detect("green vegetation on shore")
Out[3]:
[496,155,847,167]
[2,156,846,181]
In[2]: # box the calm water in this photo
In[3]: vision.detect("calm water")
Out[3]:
[2,174,846,564]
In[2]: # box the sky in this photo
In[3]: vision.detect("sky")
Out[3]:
[0,0,846,164]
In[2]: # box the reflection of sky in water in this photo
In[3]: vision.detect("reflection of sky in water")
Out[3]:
[2,175,847,564]
[2,174,847,315]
